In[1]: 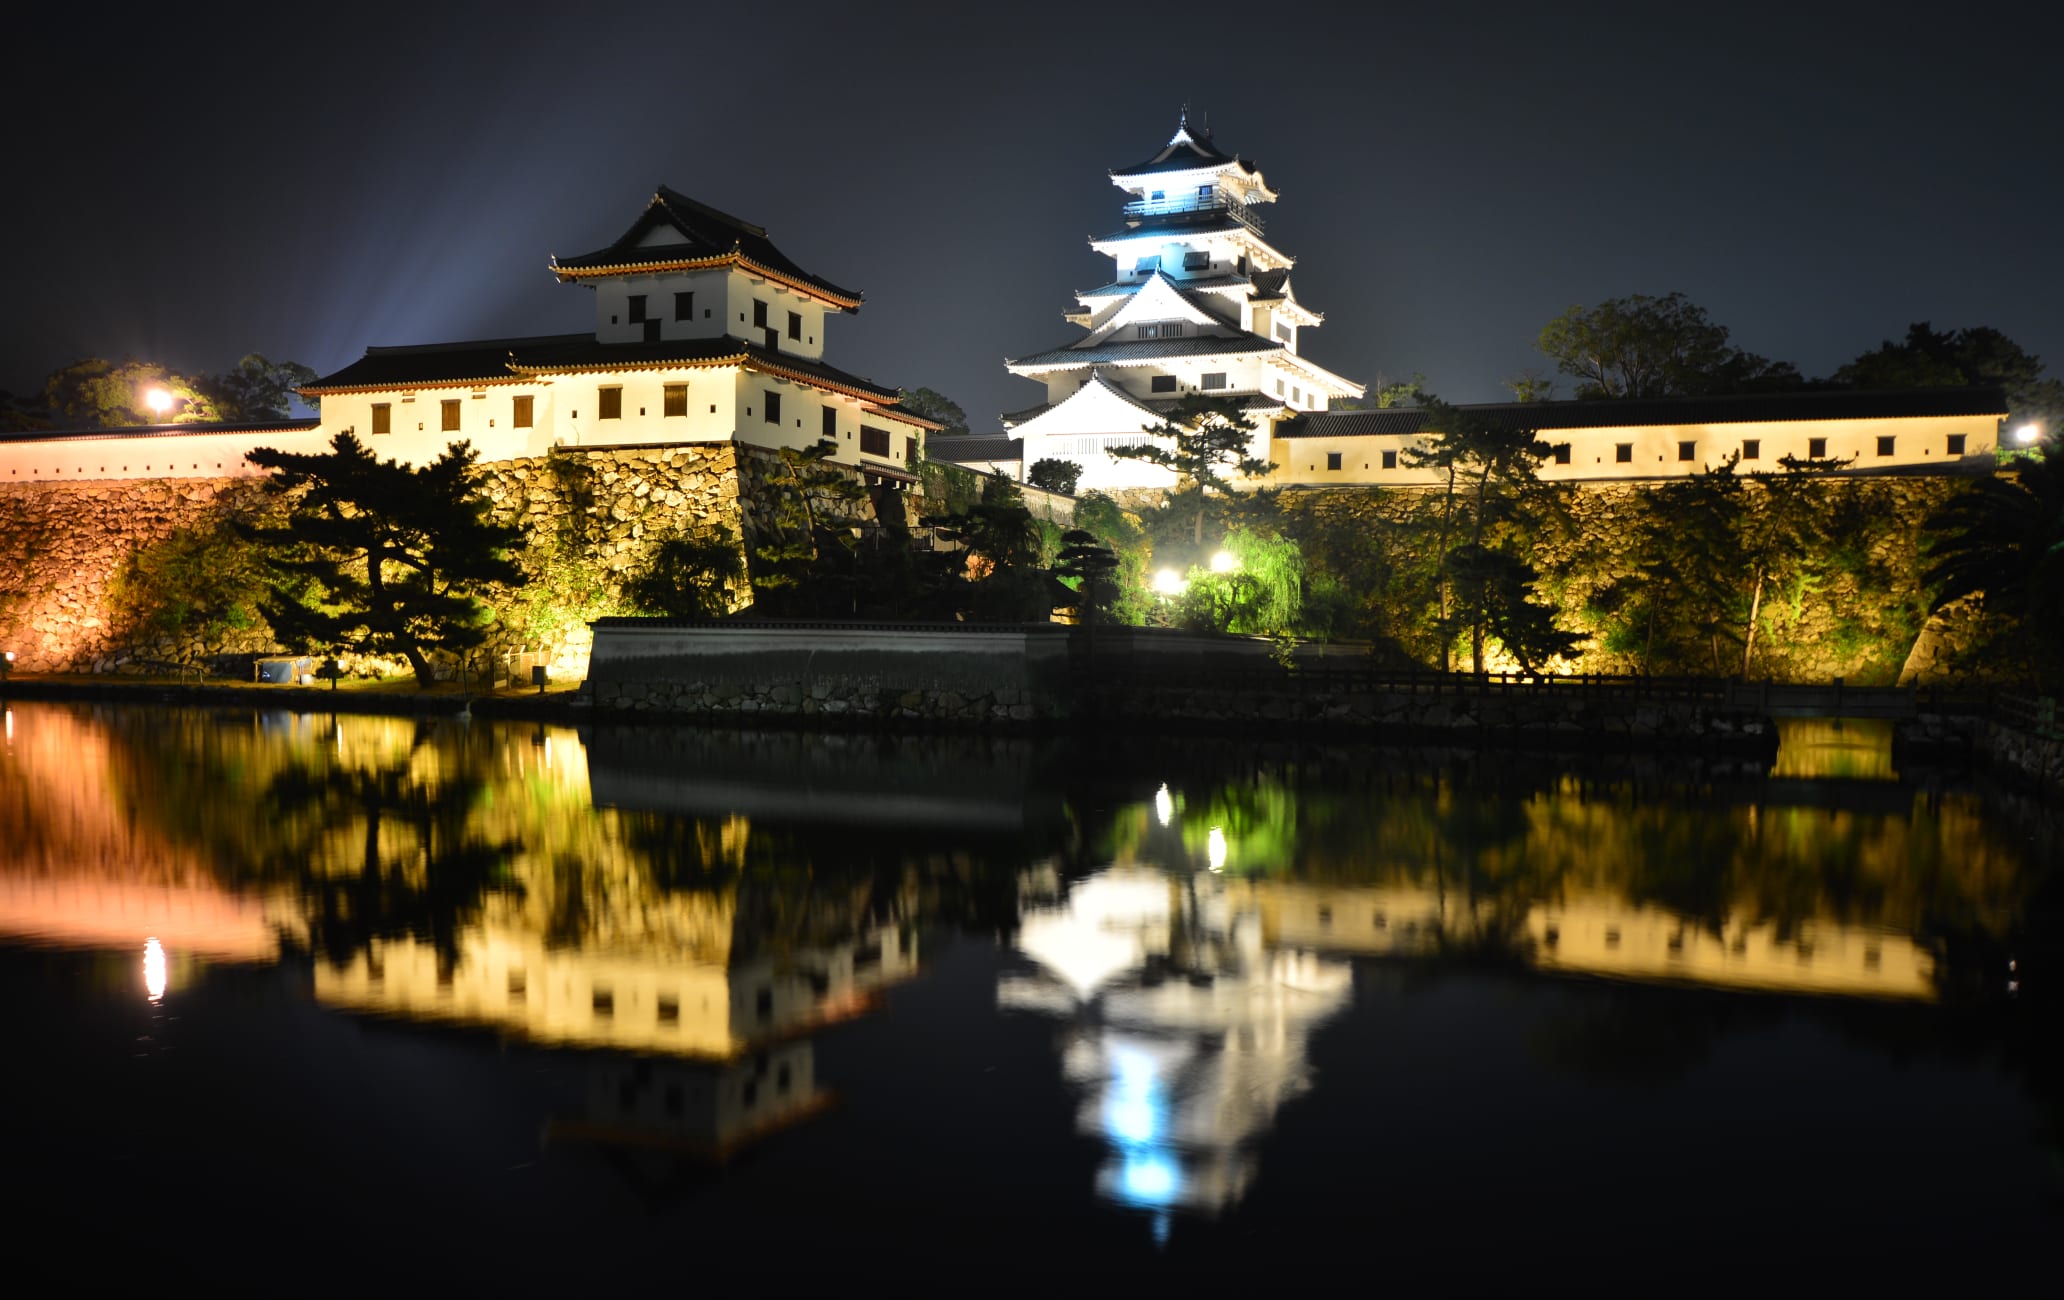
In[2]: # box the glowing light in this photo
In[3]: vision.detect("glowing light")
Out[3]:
[1207,826,1227,872]
[144,938,167,1002]
[1151,568,1187,597]
[2013,422,2041,445]
[4,709,11,743]
[1209,550,1237,573]
[1106,1048,1164,1144]
[1119,1152,1181,1205]
[1154,784,1173,827]
[144,388,174,417]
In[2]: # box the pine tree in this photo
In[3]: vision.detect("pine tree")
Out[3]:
[241,433,525,687]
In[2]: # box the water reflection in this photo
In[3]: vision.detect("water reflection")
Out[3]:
[0,700,2059,1274]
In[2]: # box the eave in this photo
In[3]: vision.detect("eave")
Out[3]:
[550,251,864,312]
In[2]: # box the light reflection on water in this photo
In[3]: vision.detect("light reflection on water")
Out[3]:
[0,700,2058,1279]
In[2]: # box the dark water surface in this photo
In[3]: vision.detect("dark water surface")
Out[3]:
[4,702,2060,1289]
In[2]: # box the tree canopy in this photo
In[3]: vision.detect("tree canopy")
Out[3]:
[1835,322,2063,435]
[207,353,319,420]
[1537,292,1801,399]
[898,386,969,437]
[1027,457,1083,495]
[38,352,317,427]
[240,433,525,687]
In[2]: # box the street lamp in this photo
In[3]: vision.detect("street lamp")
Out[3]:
[144,387,175,420]
[2012,422,2042,445]
[1152,568,1187,597]
[1209,550,1237,574]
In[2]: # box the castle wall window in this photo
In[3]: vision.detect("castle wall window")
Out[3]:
[1275,378,1284,395]
[1808,436,1827,458]
[753,300,768,329]
[763,391,781,424]
[1553,443,1571,465]
[1877,435,1896,456]
[1326,452,1342,471]
[1742,439,1760,460]
[675,291,694,321]
[1135,256,1159,274]
[663,384,687,417]
[1151,375,1177,393]
[513,395,533,428]
[1201,372,1227,390]
[1615,443,1633,463]
[627,294,647,324]
[599,387,622,420]
[1183,250,1209,271]
[1139,324,1159,339]
[905,436,918,463]
[371,403,391,435]
[788,310,802,341]
[860,425,890,457]
[441,399,461,432]
[1164,322,1183,338]
[822,406,837,439]
[1678,440,1696,462]
[1382,450,1398,469]
[1947,433,1966,455]
[1276,322,1292,342]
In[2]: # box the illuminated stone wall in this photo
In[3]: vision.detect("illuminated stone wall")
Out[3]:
[0,442,897,680]
[1284,474,1981,684]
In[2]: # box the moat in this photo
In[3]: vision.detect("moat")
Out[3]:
[4,700,2059,1287]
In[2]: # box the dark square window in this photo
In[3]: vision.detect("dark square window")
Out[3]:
[860,425,890,457]
[657,995,679,1023]
[663,384,687,417]
[592,988,614,1016]
[1201,372,1227,390]
[787,310,802,340]
[1678,440,1696,462]
[1741,439,1760,460]
[1615,443,1633,464]
[755,987,774,1018]
[599,387,622,420]
[1553,443,1571,465]
[763,391,781,424]
[674,291,693,321]
[1808,436,1827,458]
[626,295,647,324]
[1183,250,1209,270]
[1877,435,1896,456]
[1946,433,1966,455]
[752,300,768,328]
[371,403,391,435]
[512,395,533,428]
[1326,451,1342,471]
[822,406,837,439]
[1381,449,1398,469]
[441,399,460,432]
[1151,375,1177,393]
[905,436,917,463]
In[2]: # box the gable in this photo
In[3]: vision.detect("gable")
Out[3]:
[1010,374,1163,439]
[1082,274,1225,347]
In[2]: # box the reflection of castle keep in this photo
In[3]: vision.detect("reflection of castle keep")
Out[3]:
[1001,868,1352,1222]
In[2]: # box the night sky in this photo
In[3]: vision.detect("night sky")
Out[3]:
[8,1,2059,424]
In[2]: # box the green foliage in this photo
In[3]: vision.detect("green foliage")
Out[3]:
[1924,439,2064,684]
[45,357,222,426]
[1054,529,1122,624]
[1537,292,1801,399]
[917,459,984,514]
[512,543,619,643]
[623,526,745,619]
[1072,492,1155,625]
[1027,457,1083,495]
[1174,528,1305,637]
[1440,543,1586,672]
[108,514,271,652]
[204,354,318,420]
[1834,321,2063,436]
[748,440,867,613]
[239,433,526,687]
[897,386,969,436]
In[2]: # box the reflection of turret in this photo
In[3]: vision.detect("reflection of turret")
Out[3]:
[1232,881,1935,1000]
[313,917,916,1059]
[549,1041,832,1164]
[1002,868,1351,1223]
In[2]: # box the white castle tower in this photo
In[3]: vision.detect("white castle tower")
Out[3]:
[1001,113,1364,492]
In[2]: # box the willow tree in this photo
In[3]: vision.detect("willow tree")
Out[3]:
[241,433,525,687]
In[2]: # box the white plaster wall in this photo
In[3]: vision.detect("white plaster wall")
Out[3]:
[591,268,732,343]
[721,274,831,359]
[557,366,740,449]
[1269,414,2002,487]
